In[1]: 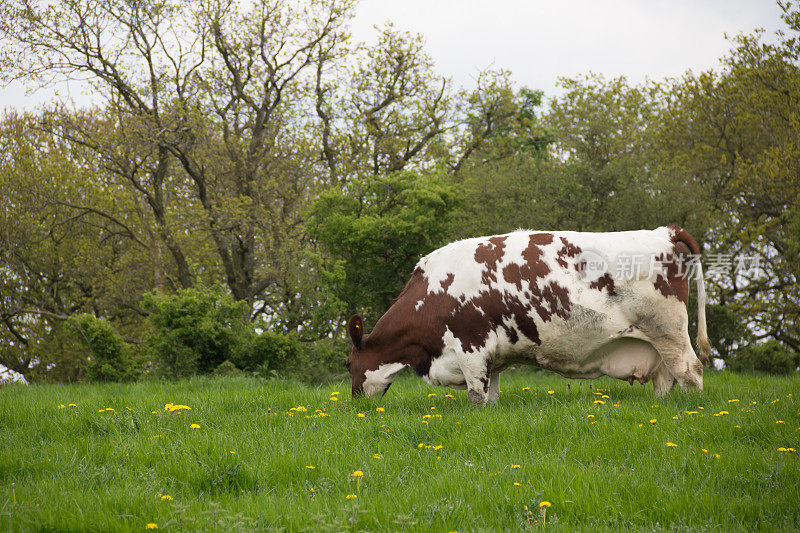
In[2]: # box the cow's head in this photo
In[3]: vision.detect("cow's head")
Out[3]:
[345,314,405,398]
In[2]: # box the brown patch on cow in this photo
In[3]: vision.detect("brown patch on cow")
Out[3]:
[503,233,553,290]
[440,272,455,292]
[474,236,507,285]
[533,280,571,323]
[653,251,689,307]
[589,273,616,296]
[556,236,582,268]
[653,274,672,300]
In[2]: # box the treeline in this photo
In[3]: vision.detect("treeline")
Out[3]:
[0,0,798,383]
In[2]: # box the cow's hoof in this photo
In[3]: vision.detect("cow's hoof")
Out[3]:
[468,389,486,406]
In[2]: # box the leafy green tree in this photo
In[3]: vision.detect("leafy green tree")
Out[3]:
[656,2,800,354]
[307,170,462,318]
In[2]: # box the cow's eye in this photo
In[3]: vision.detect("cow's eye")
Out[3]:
[345,361,351,371]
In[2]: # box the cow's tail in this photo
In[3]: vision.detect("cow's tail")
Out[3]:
[669,225,711,365]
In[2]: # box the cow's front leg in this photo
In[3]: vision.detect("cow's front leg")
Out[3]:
[458,353,492,407]
[486,371,501,405]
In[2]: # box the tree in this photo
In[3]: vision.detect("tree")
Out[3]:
[306,170,461,319]
[656,1,800,354]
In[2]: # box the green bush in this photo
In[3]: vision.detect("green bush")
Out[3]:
[65,314,134,382]
[233,330,302,377]
[142,286,251,378]
[213,360,245,377]
[728,341,798,375]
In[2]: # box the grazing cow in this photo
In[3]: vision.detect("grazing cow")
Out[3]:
[345,225,711,405]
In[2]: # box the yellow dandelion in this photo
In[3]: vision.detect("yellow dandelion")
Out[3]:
[305,465,315,469]
[373,453,382,459]
[777,420,785,424]
[511,464,521,469]
[418,443,425,448]
[539,501,552,508]
[601,395,610,399]
[547,390,555,395]
[713,453,721,459]
[229,451,235,454]
[432,445,443,450]
[701,449,708,453]
[522,387,530,391]
[513,482,522,486]
[376,407,384,412]
[331,391,340,396]
[357,413,365,418]
[594,400,605,405]
[190,423,200,429]
[351,470,363,478]
[57,404,65,409]
[672,416,678,420]
[145,524,158,530]
[68,403,76,407]
[444,393,454,398]
[650,419,657,424]
[345,494,357,499]
[728,399,739,403]
[665,442,678,447]
[428,393,437,397]
[329,396,338,402]
[430,406,436,410]
[151,411,158,414]
[160,494,172,501]
[587,414,595,418]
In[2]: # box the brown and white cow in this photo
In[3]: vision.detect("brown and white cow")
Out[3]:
[345,225,711,405]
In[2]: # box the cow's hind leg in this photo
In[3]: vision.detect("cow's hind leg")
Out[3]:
[650,335,703,392]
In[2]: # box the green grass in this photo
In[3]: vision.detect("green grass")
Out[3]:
[1,370,798,532]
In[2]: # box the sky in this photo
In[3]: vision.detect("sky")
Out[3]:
[1,0,786,109]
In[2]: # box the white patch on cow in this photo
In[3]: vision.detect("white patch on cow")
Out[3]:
[415,299,425,310]
[363,362,406,397]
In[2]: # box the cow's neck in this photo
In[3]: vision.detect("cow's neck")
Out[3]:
[367,317,432,377]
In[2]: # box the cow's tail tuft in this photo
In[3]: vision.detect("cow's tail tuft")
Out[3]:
[669,225,711,365]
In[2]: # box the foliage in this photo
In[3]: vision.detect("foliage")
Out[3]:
[1,372,799,530]
[142,286,250,378]
[232,330,302,376]
[728,341,799,375]
[65,314,135,382]
[307,170,462,317]
[213,360,245,377]
[704,304,752,361]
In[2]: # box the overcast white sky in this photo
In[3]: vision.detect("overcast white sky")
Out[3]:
[1,0,786,109]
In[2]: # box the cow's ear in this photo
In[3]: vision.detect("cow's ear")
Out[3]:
[348,314,364,349]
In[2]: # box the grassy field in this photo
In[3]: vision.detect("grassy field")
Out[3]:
[1,370,798,532]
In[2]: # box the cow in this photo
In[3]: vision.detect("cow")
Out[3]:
[345,225,711,405]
